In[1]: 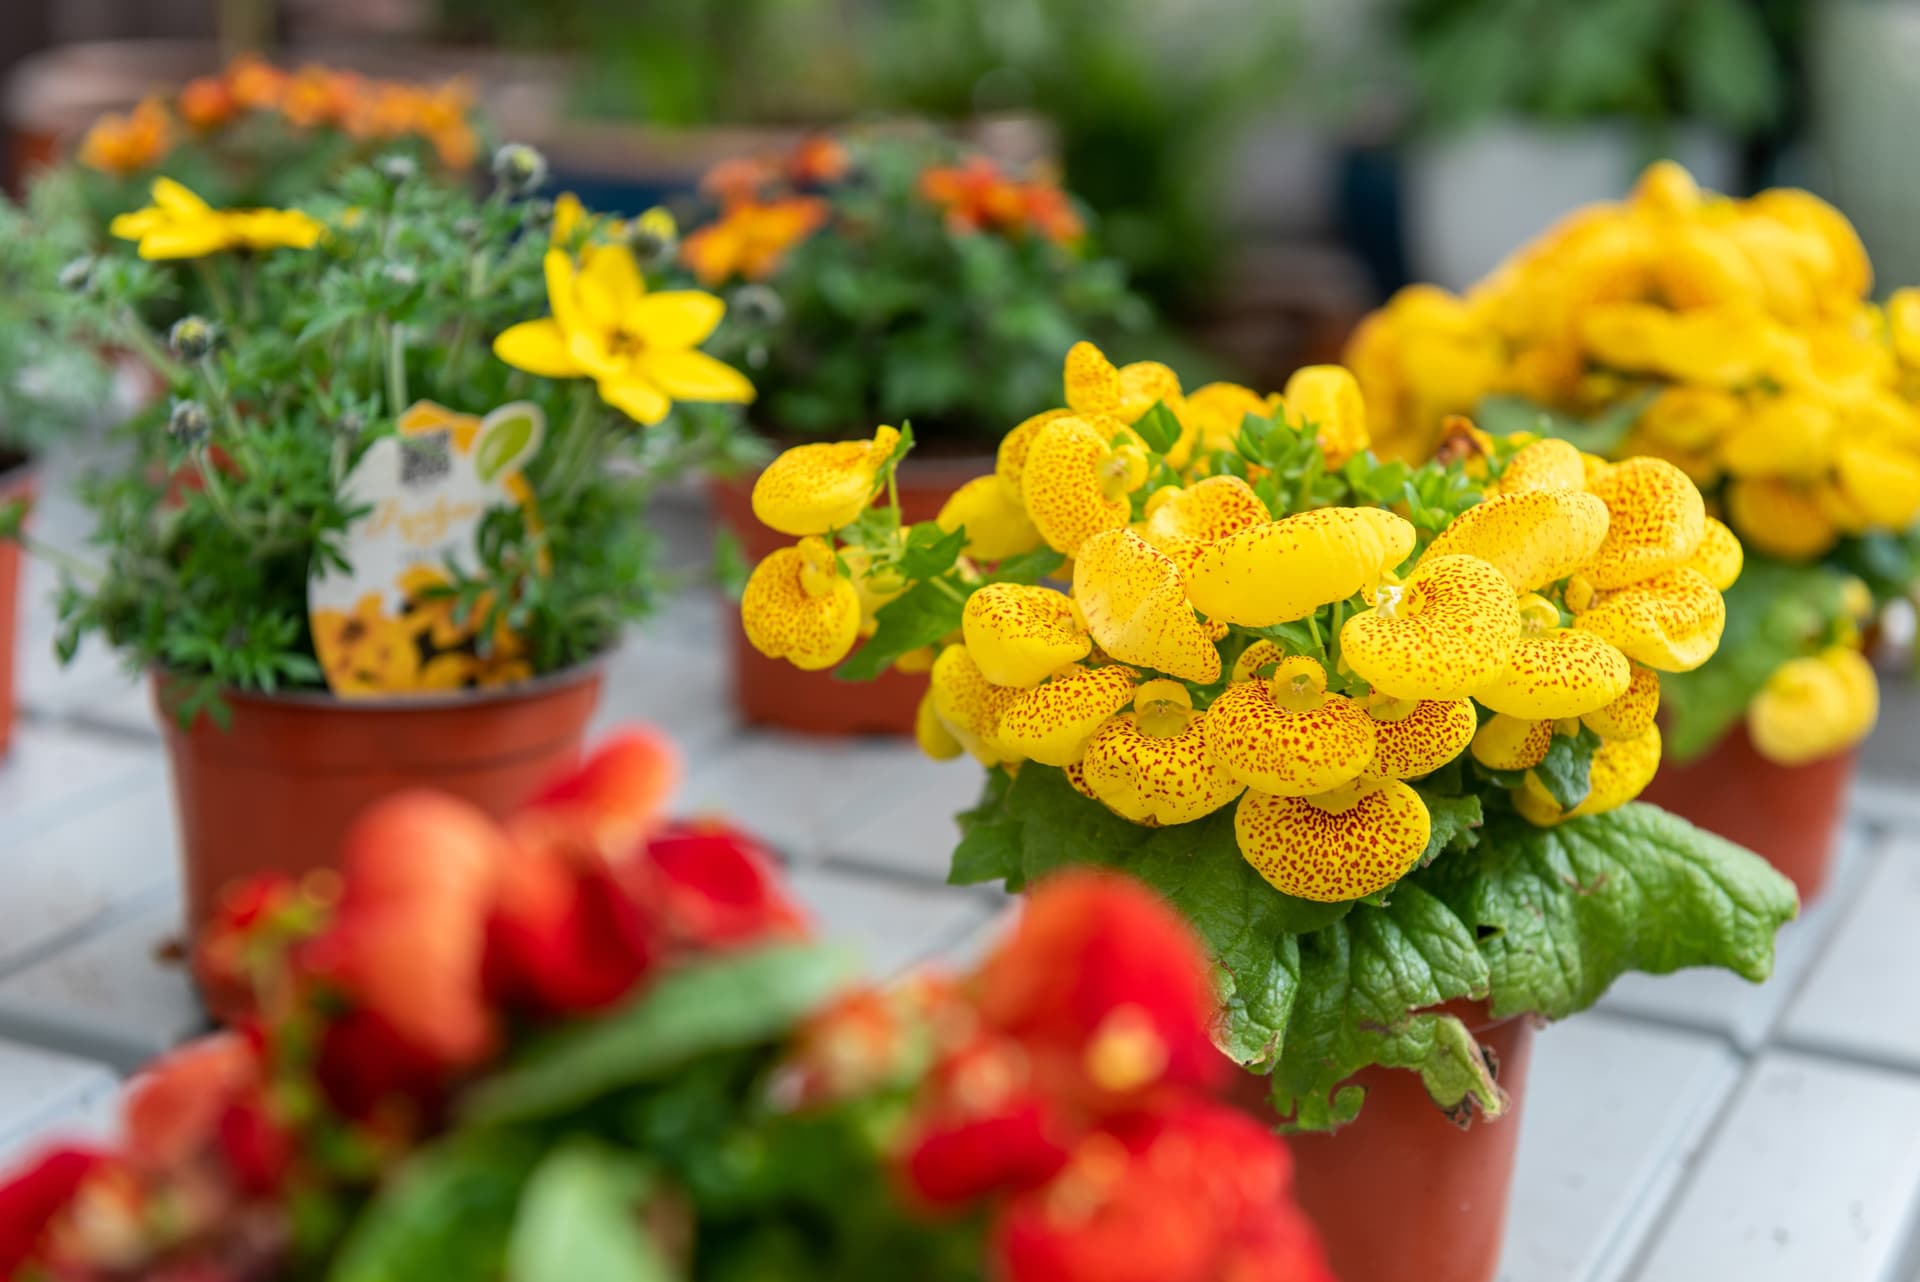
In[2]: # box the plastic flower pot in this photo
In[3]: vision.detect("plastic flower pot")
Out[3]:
[1282,1004,1535,1282]
[710,451,991,737]
[154,662,603,937]
[0,458,35,758]
[1639,722,1851,904]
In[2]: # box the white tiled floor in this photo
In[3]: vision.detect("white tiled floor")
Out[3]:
[6,470,1920,1281]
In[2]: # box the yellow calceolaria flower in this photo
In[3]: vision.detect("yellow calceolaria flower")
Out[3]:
[1470,713,1555,771]
[1021,416,1146,555]
[1203,657,1376,797]
[1514,725,1663,825]
[740,537,861,671]
[1341,554,1521,700]
[1424,488,1609,592]
[1472,594,1632,719]
[1364,695,1479,780]
[1748,646,1879,766]
[1724,477,1840,560]
[1234,777,1432,903]
[110,177,323,259]
[1180,382,1283,458]
[995,663,1139,767]
[493,243,753,425]
[1064,340,1185,426]
[1281,364,1370,466]
[936,475,1043,562]
[995,408,1072,501]
[960,583,1089,688]
[1071,528,1222,683]
[1685,517,1744,591]
[1495,437,1588,495]
[915,690,965,760]
[928,644,1024,767]
[1080,681,1245,825]
[1583,663,1662,741]
[1140,475,1271,572]
[751,426,899,537]
[1187,507,1414,627]
[1573,567,1726,672]
[1582,458,1707,590]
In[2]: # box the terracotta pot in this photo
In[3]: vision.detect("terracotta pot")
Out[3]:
[0,459,35,758]
[1262,1003,1535,1282]
[154,663,603,937]
[709,452,993,737]
[1640,723,1851,904]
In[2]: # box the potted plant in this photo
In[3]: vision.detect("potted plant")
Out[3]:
[685,129,1150,735]
[1349,161,1909,901]
[735,339,1797,1282]
[1389,0,1785,290]
[20,144,754,937]
[0,728,1335,1282]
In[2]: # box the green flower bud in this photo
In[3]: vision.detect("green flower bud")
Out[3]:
[168,316,217,361]
[492,143,548,195]
[168,400,211,447]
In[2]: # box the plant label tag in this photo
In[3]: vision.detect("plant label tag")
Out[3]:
[309,399,544,698]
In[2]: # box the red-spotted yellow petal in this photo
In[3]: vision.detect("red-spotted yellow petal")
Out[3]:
[751,426,900,536]
[1470,714,1555,770]
[929,644,1024,767]
[960,583,1089,688]
[1426,489,1609,591]
[1234,778,1431,903]
[1684,517,1743,591]
[915,690,964,760]
[996,408,1073,502]
[1514,726,1662,824]
[1141,476,1270,572]
[1496,438,1587,494]
[1071,528,1222,683]
[1282,364,1368,465]
[739,537,861,671]
[1725,477,1839,560]
[1582,457,1707,590]
[1022,416,1138,556]
[1230,639,1286,683]
[1364,696,1478,779]
[1583,663,1661,740]
[1341,554,1521,700]
[1573,567,1726,672]
[937,474,1043,562]
[1202,658,1376,796]
[1187,507,1415,627]
[1472,627,1631,719]
[1115,360,1183,424]
[995,664,1139,767]
[1080,681,1245,825]
[1748,646,1878,766]
[1063,340,1122,417]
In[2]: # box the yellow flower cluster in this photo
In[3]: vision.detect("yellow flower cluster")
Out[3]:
[109,177,323,261]
[738,344,1738,907]
[1350,162,1920,563]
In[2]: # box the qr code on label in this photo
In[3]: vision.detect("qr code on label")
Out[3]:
[400,431,453,487]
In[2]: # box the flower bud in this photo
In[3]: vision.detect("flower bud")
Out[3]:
[168,400,211,447]
[628,221,677,267]
[57,256,95,293]
[732,284,784,329]
[376,153,418,185]
[167,316,217,361]
[491,143,548,195]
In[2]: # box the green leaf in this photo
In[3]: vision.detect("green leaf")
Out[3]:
[983,547,1065,585]
[1416,789,1484,868]
[895,520,968,582]
[1533,726,1601,811]
[949,767,1023,887]
[1676,0,1784,131]
[507,1142,673,1282]
[462,942,858,1124]
[330,1132,543,1282]
[1476,390,1654,458]
[474,403,544,483]
[833,579,964,682]
[713,526,750,603]
[1132,401,1182,454]
[1428,803,1798,1020]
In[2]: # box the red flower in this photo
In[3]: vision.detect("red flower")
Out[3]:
[977,871,1222,1112]
[903,1095,1071,1208]
[642,821,809,949]
[0,1146,104,1280]
[486,848,658,1015]
[514,730,680,860]
[124,1034,260,1173]
[312,1007,454,1126]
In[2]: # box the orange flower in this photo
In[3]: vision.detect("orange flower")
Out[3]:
[1022,180,1085,244]
[415,79,479,169]
[78,98,171,176]
[703,155,779,206]
[177,75,237,131]
[225,54,288,111]
[789,134,851,186]
[681,196,829,285]
[921,155,1030,233]
[280,65,359,128]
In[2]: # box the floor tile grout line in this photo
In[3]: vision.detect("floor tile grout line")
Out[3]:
[0,881,176,988]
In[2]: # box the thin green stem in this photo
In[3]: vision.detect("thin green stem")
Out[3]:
[385,321,409,416]
[116,312,187,386]
[194,259,235,319]
[16,533,101,585]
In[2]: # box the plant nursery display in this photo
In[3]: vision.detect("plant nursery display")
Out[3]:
[738,339,1797,1282]
[0,729,1335,1282]
[1349,160,1908,897]
[24,147,755,930]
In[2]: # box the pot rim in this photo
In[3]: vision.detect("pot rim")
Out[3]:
[151,652,608,714]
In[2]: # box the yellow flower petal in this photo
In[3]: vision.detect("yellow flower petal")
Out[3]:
[1230,639,1286,683]
[1684,517,1743,592]
[579,243,647,323]
[1180,382,1279,457]
[1364,696,1478,780]
[995,408,1072,503]
[1573,567,1725,672]
[1141,476,1270,573]
[937,475,1044,562]
[995,664,1138,767]
[1282,364,1369,466]
[1583,663,1661,740]
[1749,646,1879,766]
[1471,714,1555,770]
[929,644,1024,767]
[1495,438,1587,495]
[1719,395,1836,481]
[544,248,584,334]
[637,348,756,402]
[151,176,211,217]
[1425,489,1610,592]
[1115,360,1183,424]
[1202,659,1376,796]
[1515,726,1662,824]
[751,426,899,536]
[1235,778,1431,903]
[1725,477,1838,560]
[1834,440,1920,531]
[1022,416,1136,556]
[739,537,861,671]
[1071,528,1222,683]
[960,583,1090,688]
[597,375,671,425]
[1081,689,1245,825]
[915,690,965,760]
[1471,627,1631,719]
[1582,457,1707,590]
[493,319,580,378]
[630,290,727,349]
[1187,507,1415,627]
[1063,340,1122,417]
[1341,554,1521,700]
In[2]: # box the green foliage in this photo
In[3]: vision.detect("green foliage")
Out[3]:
[1659,556,1859,761]
[508,1143,674,1282]
[330,1131,544,1282]
[0,187,113,457]
[1398,0,1786,134]
[705,133,1150,446]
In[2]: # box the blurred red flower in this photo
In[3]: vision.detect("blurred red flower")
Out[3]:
[0,1146,104,1279]
[642,821,809,949]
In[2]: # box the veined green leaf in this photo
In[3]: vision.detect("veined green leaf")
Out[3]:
[507,1142,672,1282]
[330,1132,543,1282]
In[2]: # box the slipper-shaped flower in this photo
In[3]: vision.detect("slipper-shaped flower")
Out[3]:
[1684,516,1743,591]
[1202,657,1376,795]
[961,583,1090,688]
[1472,595,1631,719]
[740,536,861,671]
[1187,506,1415,626]
[1230,639,1286,682]
[929,644,1024,767]
[996,408,1072,502]
[1364,694,1478,779]
[1234,777,1431,903]
[1495,437,1588,494]
[1424,489,1610,591]
[1835,440,1920,531]
[1281,364,1369,465]
[751,426,899,536]
[1141,476,1271,572]
[1081,680,1246,825]
[1583,663,1661,740]
[1748,646,1879,766]
[1514,725,1662,825]
[937,474,1043,562]
[1064,339,1185,425]
[1470,714,1555,770]
[1582,457,1707,589]
[1022,416,1145,556]
[996,663,1140,767]
[1341,554,1522,700]
[1719,395,1837,481]
[915,690,964,761]
[1573,567,1726,672]
[1072,529,1223,683]
[1725,477,1838,560]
